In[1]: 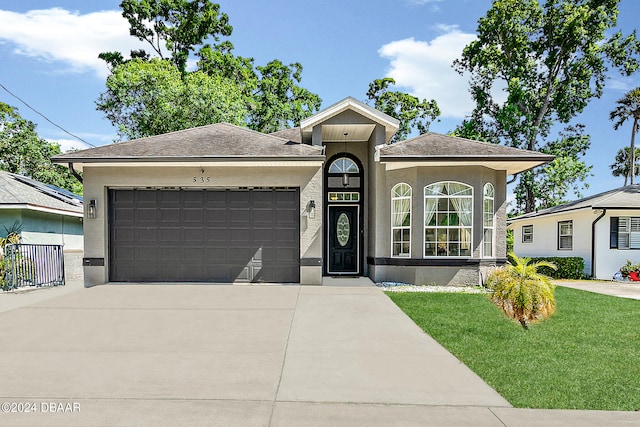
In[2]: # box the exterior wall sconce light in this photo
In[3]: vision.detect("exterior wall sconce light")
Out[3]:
[87,199,97,219]
[308,200,316,219]
[342,173,349,187]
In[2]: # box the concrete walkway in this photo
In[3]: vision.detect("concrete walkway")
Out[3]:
[0,282,638,426]
[555,280,640,300]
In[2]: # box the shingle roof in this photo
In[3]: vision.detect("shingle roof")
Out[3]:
[379,132,553,159]
[0,171,83,215]
[270,127,302,143]
[510,185,640,221]
[52,123,323,164]
[378,132,553,175]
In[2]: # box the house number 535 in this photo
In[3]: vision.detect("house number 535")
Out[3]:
[193,169,211,183]
[193,176,211,183]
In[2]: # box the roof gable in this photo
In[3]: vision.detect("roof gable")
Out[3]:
[300,97,400,143]
[52,123,323,164]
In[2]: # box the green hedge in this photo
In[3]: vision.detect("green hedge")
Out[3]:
[528,257,585,280]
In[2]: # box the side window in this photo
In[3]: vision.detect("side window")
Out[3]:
[522,225,533,243]
[558,220,573,250]
[483,183,495,257]
[391,183,412,257]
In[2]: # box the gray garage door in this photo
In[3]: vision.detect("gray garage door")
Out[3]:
[109,188,300,283]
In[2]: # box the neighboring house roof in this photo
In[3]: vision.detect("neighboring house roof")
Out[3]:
[378,132,554,175]
[509,184,640,222]
[299,97,400,143]
[52,123,324,168]
[0,171,83,217]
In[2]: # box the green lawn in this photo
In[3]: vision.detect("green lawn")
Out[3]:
[386,287,640,410]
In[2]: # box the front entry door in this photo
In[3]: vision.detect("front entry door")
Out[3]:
[327,205,360,274]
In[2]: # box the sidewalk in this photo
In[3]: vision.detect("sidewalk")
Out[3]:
[554,280,640,300]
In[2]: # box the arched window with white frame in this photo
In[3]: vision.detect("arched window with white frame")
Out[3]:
[483,183,495,258]
[391,183,412,257]
[424,182,473,257]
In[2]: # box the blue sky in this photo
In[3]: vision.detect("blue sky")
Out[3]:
[1,0,639,199]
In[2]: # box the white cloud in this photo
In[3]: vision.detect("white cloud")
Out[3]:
[378,27,477,118]
[0,8,149,78]
[47,138,93,153]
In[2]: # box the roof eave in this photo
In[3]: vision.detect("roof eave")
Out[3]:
[52,155,326,164]
[378,155,553,175]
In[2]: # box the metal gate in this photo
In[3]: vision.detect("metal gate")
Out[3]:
[2,244,65,290]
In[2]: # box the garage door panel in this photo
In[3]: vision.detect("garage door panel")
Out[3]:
[136,228,158,242]
[183,228,204,242]
[182,208,203,222]
[159,208,181,222]
[160,228,180,242]
[113,227,135,242]
[114,208,135,222]
[109,189,299,283]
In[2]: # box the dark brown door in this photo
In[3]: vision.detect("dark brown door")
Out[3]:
[327,205,359,274]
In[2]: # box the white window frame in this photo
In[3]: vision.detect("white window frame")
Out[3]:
[391,183,412,258]
[424,181,473,258]
[483,183,495,258]
[616,217,640,249]
[522,225,533,243]
[558,220,573,250]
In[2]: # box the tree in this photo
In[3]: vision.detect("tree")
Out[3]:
[98,1,321,138]
[118,0,232,73]
[0,103,81,194]
[248,60,322,133]
[609,87,640,184]
[366,78,440,143]
[486,254,557,329]
[96,58,247,140]
[454,0,640,213]
[610,146,640,186]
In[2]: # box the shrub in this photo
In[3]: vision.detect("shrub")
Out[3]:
[619,260,640,278]
[486,254,557,329]
[527,256,584,279]
[0,222,22,291]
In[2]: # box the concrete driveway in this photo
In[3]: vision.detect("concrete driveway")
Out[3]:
[1,283,639,426]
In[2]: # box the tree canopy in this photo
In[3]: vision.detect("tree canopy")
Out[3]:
[610,146,640,186]
[454,0,640,213]
[366,78,440,143]
[97,0,321,140]
[609,87,640,185]
[0,102,82,194]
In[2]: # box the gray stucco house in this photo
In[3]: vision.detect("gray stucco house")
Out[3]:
[0,171,84,278]
[53,97,551,287]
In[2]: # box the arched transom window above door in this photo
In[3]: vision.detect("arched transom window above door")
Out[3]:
[327,156,361,189]
[329,157,359,174]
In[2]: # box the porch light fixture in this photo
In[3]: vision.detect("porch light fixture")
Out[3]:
[342,132,349,187]
[342,172,349,187]
[308,200,316,219]
[87,199,97,219]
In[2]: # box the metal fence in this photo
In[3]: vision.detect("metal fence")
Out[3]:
[2,244,65,290]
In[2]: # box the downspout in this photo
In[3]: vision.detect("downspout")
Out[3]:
[68,163,83,184]
[591,208,606,279]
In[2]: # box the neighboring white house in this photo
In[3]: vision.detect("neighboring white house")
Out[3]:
[509,185,640,280]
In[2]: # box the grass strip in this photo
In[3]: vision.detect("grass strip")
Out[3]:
[386,287,640,410]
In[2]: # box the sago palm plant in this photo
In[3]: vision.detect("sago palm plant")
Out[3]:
[486,254,557,329]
